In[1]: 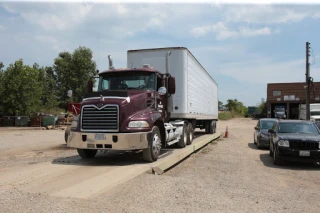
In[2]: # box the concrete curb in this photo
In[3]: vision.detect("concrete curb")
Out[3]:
[152,132,221,175]
[0,127,46,131]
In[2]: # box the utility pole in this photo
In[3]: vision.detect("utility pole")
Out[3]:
[306,42,311,120]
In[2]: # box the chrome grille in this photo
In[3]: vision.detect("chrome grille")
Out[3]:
[81,105,119,132]
[289,140,319,150]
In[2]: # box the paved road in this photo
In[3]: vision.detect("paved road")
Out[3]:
[1,118,319,213]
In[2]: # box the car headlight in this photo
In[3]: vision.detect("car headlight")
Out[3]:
[278,140,289,147]
[260,134,269,139]
[128,121,150,128]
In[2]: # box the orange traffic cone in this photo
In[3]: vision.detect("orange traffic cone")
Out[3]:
[224,126,229,138]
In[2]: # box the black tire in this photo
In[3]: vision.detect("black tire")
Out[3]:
[273,147,282,165]
[257,138,262,149]
[143,126,162,162]
[269,141,273,156]
[77,149,98,158]
[205,121,210,134]
[212,121,216,134]
[177,123,187,148]
[186,122,194,145]
[209,120,214,134]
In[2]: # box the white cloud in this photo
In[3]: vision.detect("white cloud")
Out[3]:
[190,22,275,40]
[35,35,58,43]
[223,5,309,24]
[218,56,320,84]
[313,13,320,18]
[190,25,212,37]
[18,4,93,31]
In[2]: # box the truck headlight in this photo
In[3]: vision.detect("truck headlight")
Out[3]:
[128,121,150,128]
[71,120,78,130]
[278,140,289,147]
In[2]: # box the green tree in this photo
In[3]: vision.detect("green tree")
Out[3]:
[218,101,223,109]
[258,101,266,114]
[0,62,4,114]
[2,59,43,116]
[53,46,97,110]
[226,99,248,116]
[39,66,59,109]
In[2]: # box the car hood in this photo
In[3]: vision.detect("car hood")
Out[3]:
[278,133,320,141]
[260,129,269,135]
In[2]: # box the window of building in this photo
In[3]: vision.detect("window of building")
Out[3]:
[273,90,281,96]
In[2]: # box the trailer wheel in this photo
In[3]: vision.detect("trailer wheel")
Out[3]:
[186,122,194,145]
[77,149,97,158]
[143,126,162,162]
[177,122,187,148]
[209,120,215,134]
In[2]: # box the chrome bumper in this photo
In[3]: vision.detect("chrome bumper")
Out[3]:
[67,131,151,150]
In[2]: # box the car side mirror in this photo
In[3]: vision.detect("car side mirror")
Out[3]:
[268,129,275,134]
[254,127,259,130]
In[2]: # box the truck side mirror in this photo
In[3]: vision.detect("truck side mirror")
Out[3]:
[168,76,176,94]
[87,78,93,93]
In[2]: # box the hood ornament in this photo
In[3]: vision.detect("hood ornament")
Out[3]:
[100,95,104,102]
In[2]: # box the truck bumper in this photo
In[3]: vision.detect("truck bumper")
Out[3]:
[67,131,152,151]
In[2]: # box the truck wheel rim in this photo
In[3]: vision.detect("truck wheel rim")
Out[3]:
[189,129,193,141]
[152,133,161,155]
[184,128,187,144]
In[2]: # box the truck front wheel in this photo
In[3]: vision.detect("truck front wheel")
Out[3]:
[77,149,98,159]
[143,126,162,162]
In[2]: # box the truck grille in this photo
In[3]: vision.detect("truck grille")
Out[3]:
[81,105,119,132]
[289,140,319,150]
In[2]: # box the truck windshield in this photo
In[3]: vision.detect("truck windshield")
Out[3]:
[275,108,285,111]
[98,72,156,91]
[278,122,320,134]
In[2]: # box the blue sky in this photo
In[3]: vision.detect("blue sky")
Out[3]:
[0,2,320,106]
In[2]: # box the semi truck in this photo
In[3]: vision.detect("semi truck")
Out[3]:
[299,103,320,122]
[67,47,219,162]
[274,105,286,119]
[247,106,259,118]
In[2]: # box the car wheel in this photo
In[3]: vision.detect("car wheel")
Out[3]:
[273,147,282,165]
[257,138,261,149]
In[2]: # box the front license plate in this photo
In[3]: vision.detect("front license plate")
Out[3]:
[94,133,106,140]
[299,151,310,156]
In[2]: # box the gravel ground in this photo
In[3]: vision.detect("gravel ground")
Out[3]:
[1,118,320,213]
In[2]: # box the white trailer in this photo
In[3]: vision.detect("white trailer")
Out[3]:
[299,103,320,121]
[127,47,219,133]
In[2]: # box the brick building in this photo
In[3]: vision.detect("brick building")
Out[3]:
[266,82,320,119]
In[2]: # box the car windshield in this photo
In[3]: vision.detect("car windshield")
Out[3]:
[275,108,285,111]
[98,72,156,91]
[278,122,320,134]
[261,120,275,129]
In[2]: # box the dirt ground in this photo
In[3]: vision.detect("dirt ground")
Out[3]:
[0,118,319,213]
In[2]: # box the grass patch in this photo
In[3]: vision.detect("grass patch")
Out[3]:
[218,112,234,120]
[219,110,247,120]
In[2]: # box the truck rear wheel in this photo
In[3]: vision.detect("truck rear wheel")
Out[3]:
[143,126,162,162]
[77,149,98,158]
[186,122,194,145]
[205,120,215,134]
[177,123,187,148]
